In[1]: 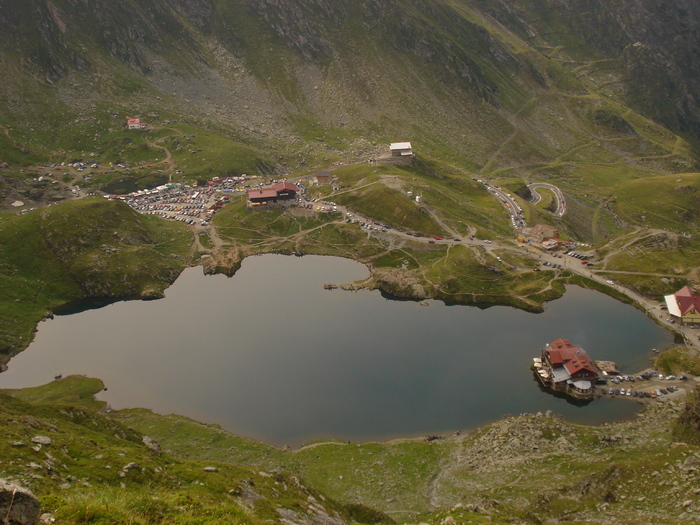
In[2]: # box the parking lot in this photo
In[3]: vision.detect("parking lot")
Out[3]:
[107,177,251,226]
[598,370,691,402]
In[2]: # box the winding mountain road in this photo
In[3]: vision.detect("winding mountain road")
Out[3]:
[528,183,566,216]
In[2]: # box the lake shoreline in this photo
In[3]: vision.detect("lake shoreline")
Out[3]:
[0,254,675,447]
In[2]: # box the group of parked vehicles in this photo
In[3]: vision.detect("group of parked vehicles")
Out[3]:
[542,261,562,269]
[599,371,687,399]
[601,385,680,398]
[564,250,594,265]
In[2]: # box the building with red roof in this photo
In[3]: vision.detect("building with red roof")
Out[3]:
[664,286,700,326]
[248,182,298,206]
[521,224,560,243]
[536,338,598,399]
[125,117,146,130]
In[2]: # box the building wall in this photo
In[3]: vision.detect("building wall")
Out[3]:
[682,308,700,324]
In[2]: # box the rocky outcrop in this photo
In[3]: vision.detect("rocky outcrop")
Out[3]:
[478,0,700,139]
[674,384,700,444]
[0,479,40,525]
[0,0,698,171]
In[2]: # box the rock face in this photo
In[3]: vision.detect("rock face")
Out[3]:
[0,479,40,525]
[0,0,698,145]
[477,0,700,139]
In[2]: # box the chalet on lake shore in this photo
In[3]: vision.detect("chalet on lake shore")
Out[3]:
[533,338,600,400]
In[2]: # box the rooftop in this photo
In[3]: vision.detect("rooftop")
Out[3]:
[666,285,700,316]
[546,338,596,377]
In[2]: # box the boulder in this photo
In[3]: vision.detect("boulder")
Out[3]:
[142,436,161,454]
[0,479,40,525]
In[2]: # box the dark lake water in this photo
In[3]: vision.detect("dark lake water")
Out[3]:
[0,254,674,446]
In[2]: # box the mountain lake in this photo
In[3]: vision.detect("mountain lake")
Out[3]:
[0,254,674,447]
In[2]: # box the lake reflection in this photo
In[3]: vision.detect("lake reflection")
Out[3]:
[0,254,673,446]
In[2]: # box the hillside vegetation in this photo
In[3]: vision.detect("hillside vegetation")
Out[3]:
[0,198,192,364]
[1,1,700,523]
[0,376,375,525]
[0,0,697,263]
[0,0,698,173]
[2,375,700,524]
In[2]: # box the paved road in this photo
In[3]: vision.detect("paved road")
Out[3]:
[298,175,700,354]
[22,156,697,353]
[528,183,566,216]
[337,214,700,353]
[476,180,525,229]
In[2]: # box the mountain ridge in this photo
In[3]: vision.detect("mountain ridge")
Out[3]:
[1,0,698,172]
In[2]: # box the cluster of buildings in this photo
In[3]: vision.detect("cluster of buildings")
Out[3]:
[531,286,698,402]
[519,224,560,247]
[665,286,700,326]
[534,338,599,399]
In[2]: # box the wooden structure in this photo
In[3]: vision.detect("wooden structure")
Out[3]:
[665,286,700,325]
[534,338,598,400]
[248,182,298,206]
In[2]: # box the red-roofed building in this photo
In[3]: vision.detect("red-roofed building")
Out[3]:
[664,286,700,325]
[521,224,560,243]
[271,182,298,199]
[537,338,598,399]
[125,118,146,130]
[248,182,298,206]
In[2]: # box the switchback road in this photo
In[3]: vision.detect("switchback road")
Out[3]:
[528,183,566,216]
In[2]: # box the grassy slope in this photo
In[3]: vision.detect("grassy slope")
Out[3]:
[0,198,192,360]
[0,377,369,525]
[9,373,691,525]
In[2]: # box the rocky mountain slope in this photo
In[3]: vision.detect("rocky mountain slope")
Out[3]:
[0,0,698,172]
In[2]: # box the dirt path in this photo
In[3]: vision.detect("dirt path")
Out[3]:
[597,228,667,268]
[144,129,176,181]
[422,205,460,238]
[0,125,19,148]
